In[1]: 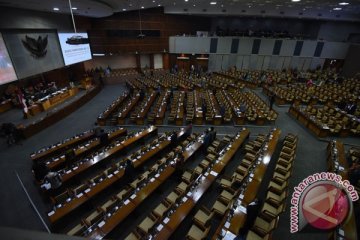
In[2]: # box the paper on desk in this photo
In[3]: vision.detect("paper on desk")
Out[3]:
[164,217,170,224]
[182,196,188,202]
[155,173,160,178]
[150,178,155,182]
[108,174,113,178]
[124,199,130,205]
[98,221,105,228]
[224,221,230,228]
[48,211,55,216]
[210,170,218,177]
[76,193,83,198]
[73,166,78,171]
[156,224,163,232]
[114,170,119,175]
[130,194,136,199]
[239,205,247,213]
[85,188,91,193]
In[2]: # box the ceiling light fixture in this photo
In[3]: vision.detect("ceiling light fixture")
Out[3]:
[333,7,342,10]
[71,7,77,10]
[53,7,60,11]
[291,0,301,2]
[185,0,189,2]
[339,2,349,5]
[210,2,217,5]
[123,8,126,11]
[141,6,144,9]
[158,4,161,6]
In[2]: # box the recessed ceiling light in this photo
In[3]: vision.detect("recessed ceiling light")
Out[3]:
[193,4,196,7]
[339,2,349,5]
[291,0,301,2]
[158,4,161,7]
[333,7,342,10]
[185,0,188,2]
[71,7,77,10]
[210,2,217,5]
[153,0,155,2]
[53,7,59,11]
[122,8,126,11]
[141,6,144,9]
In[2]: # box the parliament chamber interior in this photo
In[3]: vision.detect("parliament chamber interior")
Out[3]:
[0,1,360,240]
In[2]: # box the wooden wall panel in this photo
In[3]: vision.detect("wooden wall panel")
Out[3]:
[86,7,211,55]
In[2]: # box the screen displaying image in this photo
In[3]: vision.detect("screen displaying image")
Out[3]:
[58,32,92,66]
[0,33,17,84]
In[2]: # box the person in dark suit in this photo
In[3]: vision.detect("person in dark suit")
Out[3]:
[209,127,216,143]
[32,161,49,182]
[269,92,275,110]
[170,131,177,146]
[203,129,210,153]
[99,130,109,147]
[238,199,262,238]
[124,159,136,182]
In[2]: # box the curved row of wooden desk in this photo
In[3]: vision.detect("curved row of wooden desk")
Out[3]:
[21,85,101,138]
[48,131,170,224]
[59,126,157,183]
[31,130,95,162]
[86,136,203,239]
[214,129,281,238]
[45,128,127,170]
[154,129,250,239]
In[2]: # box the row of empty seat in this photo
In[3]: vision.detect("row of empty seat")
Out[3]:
[68,133,203,238]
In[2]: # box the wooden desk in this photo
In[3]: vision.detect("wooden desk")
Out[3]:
[21,86,101,138]
[134,92,157,125]
[118,94,140,125]
[60,126,157,183]
[49,131,171,224]
[213,129,281,236]
[45,128,127,170]
[97,94,128,126]
[48,169,124,224]
[86,136,203,239]
[0,99,12,113]
[31,130,94,161]
[133,140,170,168]
[155,129,250,240]
[35,87,78,113]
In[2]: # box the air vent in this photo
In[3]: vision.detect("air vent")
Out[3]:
[183,8,188,12]
[242,9,246,13]
[261,10,266,14]
[280,11,284,14]
[202,9,207,12]
[222,9,227,13]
